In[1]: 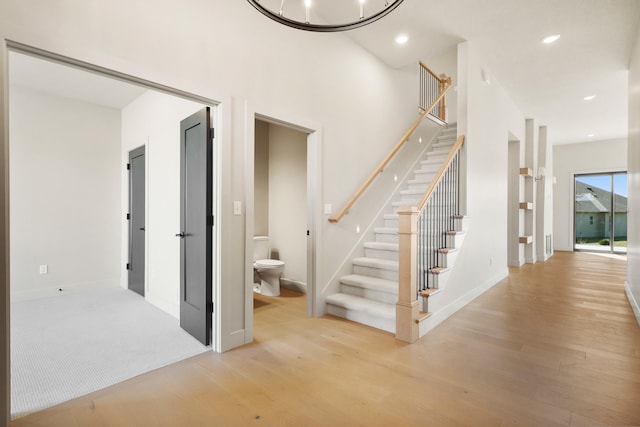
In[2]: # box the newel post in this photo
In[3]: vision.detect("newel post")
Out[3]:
[396,206,419,343]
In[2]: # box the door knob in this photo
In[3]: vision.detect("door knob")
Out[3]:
[175,232,186,238]
[140,227,145,231]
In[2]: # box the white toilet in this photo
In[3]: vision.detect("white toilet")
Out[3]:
[253,236,285,296]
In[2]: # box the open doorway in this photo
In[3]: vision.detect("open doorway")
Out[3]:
[245,110,320,340]
[574,172,628,254]
[252,119,309,319]
[7,47,220,417]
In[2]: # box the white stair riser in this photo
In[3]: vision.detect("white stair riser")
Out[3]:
[364,247,398,261]
[384,218,399,228]
[427,270,449,289]
[341,284,398,304]
[438,250,459,268]
[376,232,398,244]
[353,264,397,281]
[326,304,395,333]
[421,289,444,313]
[408,183,430,192]
[415,167,440,176]
[446,232,466,249]
[455,216,471,232]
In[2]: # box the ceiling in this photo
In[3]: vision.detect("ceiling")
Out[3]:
[9,0,640,145]
[344,0,640,145]
[9,52,147,110]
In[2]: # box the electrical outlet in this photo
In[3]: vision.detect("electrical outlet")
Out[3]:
[39,264,48,275]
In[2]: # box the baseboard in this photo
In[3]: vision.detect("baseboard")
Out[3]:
[221,329,247,352]
[281,278,307,294]
[10,280,119,302]
[419,269,509,337]
[625,281,640,327]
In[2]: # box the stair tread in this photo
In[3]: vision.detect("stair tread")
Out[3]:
[419,288,443,298]
[353,257,398,271]
[340,274,397,293]
[437,247,459,254]
[429,266,450,275]
[415,311,433,323]
[364,241,399,251]
[326,293,395,318]
[375,227,398,234]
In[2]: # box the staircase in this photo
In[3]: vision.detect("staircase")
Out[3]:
[326,123,467,334]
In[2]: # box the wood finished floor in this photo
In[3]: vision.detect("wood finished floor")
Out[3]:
[11,251,640,426]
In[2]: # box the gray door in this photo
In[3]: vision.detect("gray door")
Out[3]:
[128,146,145,296]
[178,107,212,345]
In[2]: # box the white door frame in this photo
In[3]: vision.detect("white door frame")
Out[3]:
[3,40,224,352]
[243,101,322,342]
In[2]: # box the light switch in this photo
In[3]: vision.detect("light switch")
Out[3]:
[39,264,48,275]
[324,204,332,215]
[233,201,242,215]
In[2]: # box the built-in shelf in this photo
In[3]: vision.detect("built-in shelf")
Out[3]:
[519,167,533,177]
[519,202,533,210]
[519,235,532,244]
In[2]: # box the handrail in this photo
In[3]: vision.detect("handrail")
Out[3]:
[418,61,442,82]
[328,78,452,224]
[416,135,465,212]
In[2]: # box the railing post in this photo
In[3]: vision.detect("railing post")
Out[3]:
[438,74,449,122]
[396,206,419,343]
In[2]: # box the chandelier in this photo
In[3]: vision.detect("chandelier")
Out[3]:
[247,0,406,32]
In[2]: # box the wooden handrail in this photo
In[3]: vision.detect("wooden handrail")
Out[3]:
[328,80,452,223]
[419,61,445,83]
[416,135,465,212]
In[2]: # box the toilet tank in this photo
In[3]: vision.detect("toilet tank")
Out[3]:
[253,236,269,260]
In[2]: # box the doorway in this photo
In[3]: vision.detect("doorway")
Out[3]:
[574,172,628,254]
[253,119,308,296]
[7,44,223,417]
[128,145,146,297]
[245,110,320,341]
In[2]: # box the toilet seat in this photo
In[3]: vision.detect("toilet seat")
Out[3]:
[254,259,285,269]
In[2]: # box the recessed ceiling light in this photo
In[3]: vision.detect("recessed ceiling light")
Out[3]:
[587,133,595,138]
[395,34,409,45]
[583,95,596,101]
[542,34,560,44]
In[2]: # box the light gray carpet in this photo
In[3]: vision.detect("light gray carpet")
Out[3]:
[11,287,208,419]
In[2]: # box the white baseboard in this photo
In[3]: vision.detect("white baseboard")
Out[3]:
[625,281,640,327]
[419,269,509,337]
[221,329,247,352]
[10,280,119,302]
[281,278,307,294]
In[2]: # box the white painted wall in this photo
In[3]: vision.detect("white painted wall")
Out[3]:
[268,123,307,285]
[552,138,627,251]
[0,0,451,353]
[426,41,527,328]
[120,90,206,318]
[538,126,554,261]
[9,86,121,300]
[627,26,640,324]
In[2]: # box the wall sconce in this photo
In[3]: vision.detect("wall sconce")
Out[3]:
[535,166,547,181]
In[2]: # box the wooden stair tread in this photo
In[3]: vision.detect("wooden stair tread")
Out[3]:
[415,311,433,323]
[428,267,450,275]
[419,288,443,298]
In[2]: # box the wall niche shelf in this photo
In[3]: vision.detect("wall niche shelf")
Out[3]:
[519,235,532,244]
[519,167,533,177]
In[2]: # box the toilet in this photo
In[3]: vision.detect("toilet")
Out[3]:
[253,236,285,296]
